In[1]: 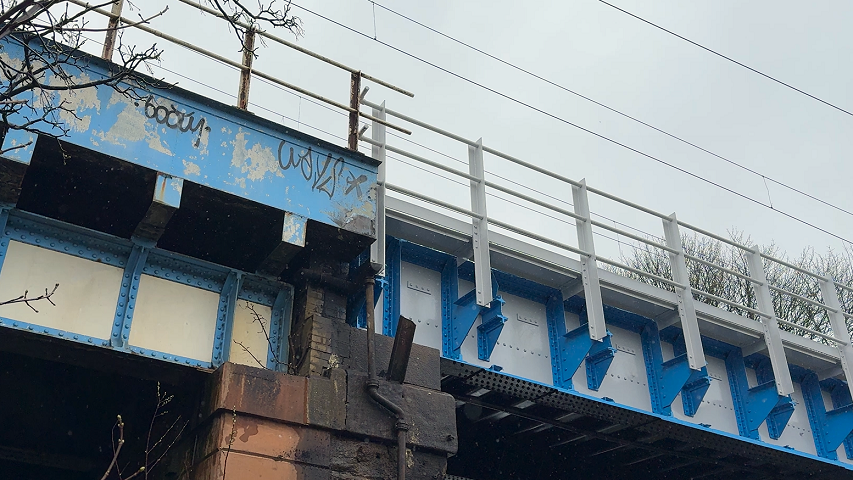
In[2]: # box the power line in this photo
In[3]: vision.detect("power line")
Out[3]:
[369,0,853,220]
[598,0,853,118]
[289,2,853,246]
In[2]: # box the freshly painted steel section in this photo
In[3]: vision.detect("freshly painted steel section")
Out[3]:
[662,213,706,370]
[370,102,387,275]
[381,237,402,336]
[820,279,853,401]
[1,38,378,237]
[726,348,794,440]
[747,249,796,396]
[802,373,853,460]
[547,293,615,391]
[468,138,492,307]
[571,179,606,341]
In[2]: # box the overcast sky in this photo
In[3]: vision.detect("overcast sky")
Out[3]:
[83,0,853,265]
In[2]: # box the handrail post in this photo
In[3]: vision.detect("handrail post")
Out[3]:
[237,27,256,110]
[746,247,795,396]
[819,279,853,399]
[101,0,124,61]
[572,179,606,341]
[469,138,492,306]
[370,101,387,275]
[662,213,707,370]
[348,71,362,150]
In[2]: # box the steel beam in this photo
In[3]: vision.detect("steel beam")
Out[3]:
[468,138,492,307]
[132,173,182,244]
[256,212,307,277]
[572,179,606,341]
[662,213,706,370]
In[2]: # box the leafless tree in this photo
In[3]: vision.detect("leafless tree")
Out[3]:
[0,0,301,156]
[232,301,288,371]
[610,231,853,341]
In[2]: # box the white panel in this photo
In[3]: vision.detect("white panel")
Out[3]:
[229,302,273,368]
[672,356,739,435]
[758,383,816,455]
[0,241,121,339]
[573,325,652,412]
[400,262,442,351]
[129,274,219,362]
[459,292,553,385]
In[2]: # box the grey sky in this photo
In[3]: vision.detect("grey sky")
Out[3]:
[88,0,853,263]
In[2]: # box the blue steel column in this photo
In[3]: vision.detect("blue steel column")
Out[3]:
[110,241,151,348]
[441,257,459,359]
[0,207,13,276]
[547,294,615,391]
[267,287,293,371]
[212,271,242,367]
[725,347,794,440]
[381,237,401,336]
[641,321,710,416]
[801,372,853,460]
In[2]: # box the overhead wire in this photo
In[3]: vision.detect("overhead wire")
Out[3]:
[598,0,853,119]
[288,1,853,246]
[367,0,853,220]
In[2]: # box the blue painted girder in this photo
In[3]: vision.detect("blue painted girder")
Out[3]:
[802,373,853,459]
[726,350,795,440]
[448,274,506,361]
[0,37,378,237]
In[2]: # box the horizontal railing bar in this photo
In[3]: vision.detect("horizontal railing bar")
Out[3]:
[761,254,829,282]
[362,99,478,146]
[70,0,412,135]
[384,183,482,219]
[488,218,590,258]
[588,219,678,254]
[683,253,761,285]
[360,136,480,182]
[584,186,671,220]
[690,288,768,318]
[676,220,749,250]
[174,0,413,97]
[483,180,586,222]
[838,283,853,295]
[844,312,853,320]
[775,318,846,345]
[481,146,583,189]
[595,257,686,290]
[767,284,838,313]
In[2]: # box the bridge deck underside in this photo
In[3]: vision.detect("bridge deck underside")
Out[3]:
[441,359,851,479]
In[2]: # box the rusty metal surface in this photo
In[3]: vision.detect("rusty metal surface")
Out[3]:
[387,315,417,383]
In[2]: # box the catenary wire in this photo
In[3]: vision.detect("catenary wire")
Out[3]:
[289,2,853,246]
[599,0,853,119]
[367,0,853,219]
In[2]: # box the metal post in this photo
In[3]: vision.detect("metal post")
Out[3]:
[237,28,256,110]
[746,248,795,396]
[571,179,606,341]
[468,138,493,307]
[662,213,706,370]
[101,0,124,61]
[369,101,387,275]
[820,279,853,400]
[348,71,362,150]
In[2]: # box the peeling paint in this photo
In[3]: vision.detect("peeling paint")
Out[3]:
[230,130,284,182]
[182,160,201,176]
[94,91,173,156]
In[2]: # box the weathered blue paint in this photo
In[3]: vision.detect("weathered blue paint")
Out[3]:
[0,128,36,164]
[1,38,378,237]
[282,212,307,247]
[111,242,151,348]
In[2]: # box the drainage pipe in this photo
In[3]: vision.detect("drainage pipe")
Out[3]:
[364,277,407,480]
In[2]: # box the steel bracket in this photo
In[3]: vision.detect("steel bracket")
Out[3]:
[572,179,606,341]
[801,373,853,459]
[111,241,151,349]
[477,294,507,362]
[447,272,504,361]
[547,293,614,391]
[726,349,794,439]
[642,321,711,416]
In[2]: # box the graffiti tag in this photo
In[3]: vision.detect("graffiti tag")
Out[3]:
[144,95,210,147]
[277,140,368,200]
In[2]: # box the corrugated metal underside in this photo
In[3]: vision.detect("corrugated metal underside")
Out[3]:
[441,359,852,479]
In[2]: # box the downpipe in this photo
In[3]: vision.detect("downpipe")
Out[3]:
[364,277,408,480]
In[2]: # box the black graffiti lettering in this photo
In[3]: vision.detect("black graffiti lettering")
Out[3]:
[277,140,365,199]
[144,95,209,146]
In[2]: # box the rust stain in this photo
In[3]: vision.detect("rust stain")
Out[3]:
[238,418,260,442]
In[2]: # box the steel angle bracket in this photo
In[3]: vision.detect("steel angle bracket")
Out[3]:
[448,273,505,361]
[662,214,706,370]
[546,293,615,391]
[572,179,606,341]
[672,336,711,417]
[801,373,853,460]
[726,350,794,440]
[641,321,711,416]
[468,138,493,307]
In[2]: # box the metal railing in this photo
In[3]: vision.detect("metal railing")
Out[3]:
[69,0,414,145]
[360,96,853,398]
